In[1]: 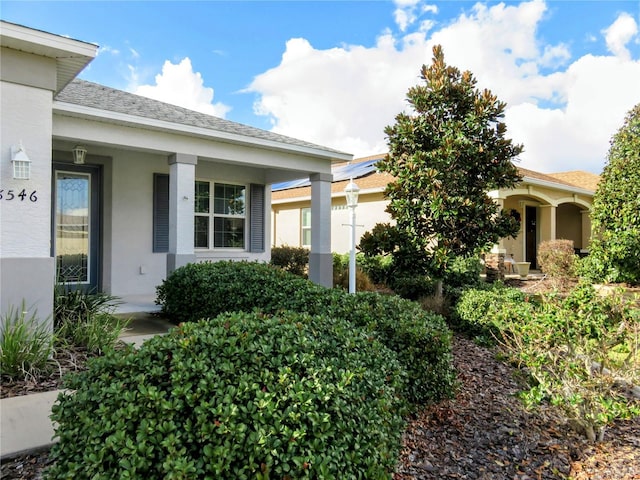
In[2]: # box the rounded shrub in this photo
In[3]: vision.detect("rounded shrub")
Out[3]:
[269,245,309,277]
[536,239,577,280]
[453,283,539,342]
[157,261,456,404]
[156,261,310,325]
[48,311,407,479]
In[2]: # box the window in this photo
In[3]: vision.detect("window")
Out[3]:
[195,181,246,249]
[153,175,264,253]
[301,207,311,247]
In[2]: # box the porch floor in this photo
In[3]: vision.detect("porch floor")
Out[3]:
[114,294,162,315]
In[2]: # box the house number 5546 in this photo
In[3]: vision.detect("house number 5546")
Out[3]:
[0,189,38,202]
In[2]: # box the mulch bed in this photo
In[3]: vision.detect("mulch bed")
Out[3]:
[1,346,94,400]
[394,335,640,480]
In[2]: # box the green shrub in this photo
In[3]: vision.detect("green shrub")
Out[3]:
[54,286,127,354]
[442,256,483,290]
[455,281,640,441]
[585,103,640,285]
[357,253,393,285]
[54,285,121,328]
[0,303,53,379]
[157,261,456,404]
[270,245,309,277]
[503,285,640,441]
[453,283,535,341]
[56,313,129,355]
[332,253,376,292]
[48,311,407,479]
[389,275,435,300]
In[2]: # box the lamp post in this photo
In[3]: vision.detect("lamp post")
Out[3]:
[344,178,360,294]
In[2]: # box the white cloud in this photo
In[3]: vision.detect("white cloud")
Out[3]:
[246,0,640,174]
[393,0,421,31]
[132,57,231,118]
[97,45,120,56]
[603,12,638,60]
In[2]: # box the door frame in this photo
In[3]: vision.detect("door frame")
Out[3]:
[52,163,102,292]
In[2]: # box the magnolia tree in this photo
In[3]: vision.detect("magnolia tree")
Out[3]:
[585,103,640,285]
[376,45,522,293]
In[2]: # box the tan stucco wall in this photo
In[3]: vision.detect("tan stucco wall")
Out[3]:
[499,183,593,263]
[272,191,392,254]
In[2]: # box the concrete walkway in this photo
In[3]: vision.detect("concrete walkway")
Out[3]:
[0,310,173,459]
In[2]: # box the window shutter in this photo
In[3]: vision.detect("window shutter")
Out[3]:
[153,173,169,252]
[249,184,265,252]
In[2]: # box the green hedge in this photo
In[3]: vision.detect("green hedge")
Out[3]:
[48,311,407,479]
[156,261,456,404]
[453,283,538,342]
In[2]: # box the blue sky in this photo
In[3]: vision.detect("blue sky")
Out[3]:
[3,0,640,174]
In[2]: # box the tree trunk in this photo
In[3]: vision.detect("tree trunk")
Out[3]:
[435,279,443,299]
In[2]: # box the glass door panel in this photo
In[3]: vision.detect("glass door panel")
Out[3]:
[55,172,91,284]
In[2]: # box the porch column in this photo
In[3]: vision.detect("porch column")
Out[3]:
[308,172,333,288]
[0,77,56,330]
[539,205,556,243]
[167,153,197,273]
[581,209,592,252]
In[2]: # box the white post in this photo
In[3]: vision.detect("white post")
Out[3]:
[349,203,357,294]
[344,178,360,294]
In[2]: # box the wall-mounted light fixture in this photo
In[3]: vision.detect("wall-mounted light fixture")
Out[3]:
[11,144,31,179]
[72,145,87,165]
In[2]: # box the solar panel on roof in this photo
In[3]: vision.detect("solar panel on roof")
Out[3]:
[271,158,381,191]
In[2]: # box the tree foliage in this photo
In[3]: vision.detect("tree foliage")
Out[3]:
[377,45,522,276]
[585,103,640,285]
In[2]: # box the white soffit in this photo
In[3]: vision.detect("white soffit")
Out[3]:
[0,20,97,93]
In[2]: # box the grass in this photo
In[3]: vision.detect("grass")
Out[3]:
[0,302,53,380]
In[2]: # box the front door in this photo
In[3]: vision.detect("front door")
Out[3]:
[52,164,101,291]
[525,206,537,269]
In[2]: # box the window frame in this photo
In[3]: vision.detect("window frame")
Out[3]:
[301,207,311,247]
[194,179,248,250]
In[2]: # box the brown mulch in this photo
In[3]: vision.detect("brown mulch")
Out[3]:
[394,335,640,480]
[0,346,94,400]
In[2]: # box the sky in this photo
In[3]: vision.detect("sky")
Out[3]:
[3,0,640,174]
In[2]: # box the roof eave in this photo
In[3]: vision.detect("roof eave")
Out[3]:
[0,21,97,93]
[271,186,385,204]
[53,101,353,161]
[519,175,595,195]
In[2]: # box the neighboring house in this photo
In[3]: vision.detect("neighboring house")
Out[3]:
[272,154,600,269]
[0,21,351,328]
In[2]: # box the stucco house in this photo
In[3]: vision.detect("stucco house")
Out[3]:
[0,21,350,328]
[271,154,600,269]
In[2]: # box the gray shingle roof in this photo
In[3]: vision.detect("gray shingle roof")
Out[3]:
[55,79,348,155]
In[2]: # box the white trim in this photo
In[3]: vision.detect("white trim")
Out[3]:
[519,176,594,195]
[194,179,248,251]
[271,186,384,205]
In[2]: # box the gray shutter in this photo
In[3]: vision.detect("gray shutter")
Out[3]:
[153,173,169,252]
[249,184,265,252]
